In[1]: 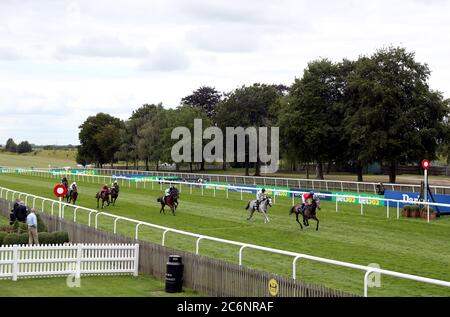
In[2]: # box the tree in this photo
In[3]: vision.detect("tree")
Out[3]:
[344,47,450,183]
[17,141,32,154]
[215,84,280,176]
[281,59,349,180]
[136,105,168,170]
[5,138,17,153]
[181,86,222,119]
[77,113,124,167]
[127,104,163,169]
[164,105,211,172]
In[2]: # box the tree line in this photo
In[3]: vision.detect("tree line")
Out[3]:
[77,46,450,183]
[2,138,33,154]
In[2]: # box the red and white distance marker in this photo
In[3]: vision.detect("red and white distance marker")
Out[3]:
[53,184,68,198]
[422,159,431,170]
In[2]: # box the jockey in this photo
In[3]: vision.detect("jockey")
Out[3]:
[301,191,320,212]
[61,176,68,188]
[255,188,267,210]
[101,184,109,195]
[69,181,77,196]
[112,181,120,192]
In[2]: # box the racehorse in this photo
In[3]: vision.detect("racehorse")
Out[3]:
[110,186,119,206]
[61,178,69,201]
[67,185,78,205]
[245,196,273,224]
[157,188,179,216]
[95,189,110,209]
[290,199,320,231]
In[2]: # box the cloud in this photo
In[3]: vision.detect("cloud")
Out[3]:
[138,46,190,72]
[0,46,21,60]
[188,25,261,53]
[55,36,149,59]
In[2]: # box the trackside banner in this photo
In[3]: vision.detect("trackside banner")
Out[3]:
[384,190,450,214]
[332,191,384,206]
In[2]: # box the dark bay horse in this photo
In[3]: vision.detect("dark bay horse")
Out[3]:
[290,199,320,231]
[157,188,179,216]
[96,190,110,209]
[68,185,78,205]
[110,186,119,206]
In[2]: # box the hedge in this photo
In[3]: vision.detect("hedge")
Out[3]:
[0,232,7,246]
[1,231,69,246]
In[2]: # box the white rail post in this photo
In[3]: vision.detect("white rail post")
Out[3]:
[397,202,400,220]
[162,229,170,246]
[135,223,141,240]
[239,245,247,266]
[196,237,203,255]
[12,245,18,281]
[292,256,303,280]
[364,270,375,297]
[113,218,119,234]
[387,201,390,219]
[134,244,140,276]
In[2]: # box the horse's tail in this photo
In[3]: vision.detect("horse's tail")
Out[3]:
[157,197,161,203]
[245,202,250,210]
[289,206,295,216]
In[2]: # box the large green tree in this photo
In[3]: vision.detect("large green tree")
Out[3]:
[17,141,32,154]
[5,138,17,153]
[215,84,280,176]
[181,86,222,119]
[77,113,124,167]
[164,105,211,172]
[279,59,351,179]
[344,47,449,182]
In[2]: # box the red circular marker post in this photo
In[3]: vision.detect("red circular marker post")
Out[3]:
[53,184,67,218]
[422,159,431,170]
[53,184,68,198]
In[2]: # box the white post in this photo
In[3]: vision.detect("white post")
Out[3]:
[58,197,62,218]
[424,169,428,205]
[134,244,139,276]
[12,245,18,281]
[75,244,82,279]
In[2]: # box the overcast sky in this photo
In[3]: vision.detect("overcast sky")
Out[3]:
[1,0,449,145]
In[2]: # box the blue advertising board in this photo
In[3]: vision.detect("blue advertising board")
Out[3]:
[384,190,450,214]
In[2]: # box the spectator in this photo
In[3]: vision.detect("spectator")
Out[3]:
[376,182,385,195]
[14,201,28,223]
[26,208,39,246]
[9,198,20,225]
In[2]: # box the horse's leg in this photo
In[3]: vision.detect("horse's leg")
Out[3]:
[247,209,255,221]
[263,211,270,224]
[295,213,303,229]
[313,217,319,231]
[97,198,99,209]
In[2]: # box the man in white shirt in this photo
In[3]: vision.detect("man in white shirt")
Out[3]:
[26,208,39,246]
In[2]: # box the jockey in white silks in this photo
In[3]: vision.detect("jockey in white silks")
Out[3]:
[255,188,267,210]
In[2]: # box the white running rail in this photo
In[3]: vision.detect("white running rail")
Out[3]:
[0,186,449,296]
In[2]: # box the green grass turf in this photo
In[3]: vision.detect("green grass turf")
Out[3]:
[0,173,449,297]
[0,151,77,168]
[0,274,201,297]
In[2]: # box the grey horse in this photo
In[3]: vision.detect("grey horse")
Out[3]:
[245,197,273,223]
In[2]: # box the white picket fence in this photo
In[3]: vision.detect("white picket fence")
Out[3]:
[0,243,139,281]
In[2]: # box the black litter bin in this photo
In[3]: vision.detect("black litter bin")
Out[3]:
[165,255,184,293]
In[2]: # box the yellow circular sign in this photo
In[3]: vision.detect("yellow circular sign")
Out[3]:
[268,278,279,297]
